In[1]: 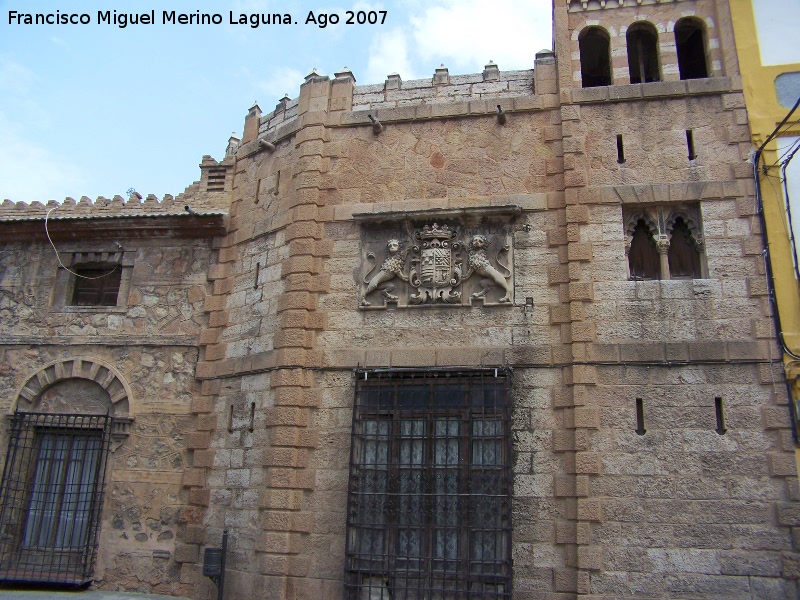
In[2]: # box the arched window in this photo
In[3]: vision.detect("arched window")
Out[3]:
[580,26,612,87]
[675,17,709,80]
[628,219,660,280]
[667,217,702,278]
[627,22,660,83]
[0,359,133,585]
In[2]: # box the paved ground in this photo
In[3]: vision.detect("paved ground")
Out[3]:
[0,592,191,600]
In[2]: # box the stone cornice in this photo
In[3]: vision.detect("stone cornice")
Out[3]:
[0,336,201,346]
[0,212,227,240]
[352,204,524,225]
[191,340,780,380]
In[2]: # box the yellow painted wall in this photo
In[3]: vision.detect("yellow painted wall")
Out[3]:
[730,0,800,421]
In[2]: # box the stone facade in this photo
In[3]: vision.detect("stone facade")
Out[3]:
[0,0,798,598]
[0,200,225,595]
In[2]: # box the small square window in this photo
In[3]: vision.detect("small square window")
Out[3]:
[49,250,132,311]
[70,265,122,306]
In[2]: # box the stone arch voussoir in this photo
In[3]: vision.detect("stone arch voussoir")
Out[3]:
[13,357,135,451]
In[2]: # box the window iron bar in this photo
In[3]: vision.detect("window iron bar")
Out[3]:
[0,412,112,586]
[345,369,512,599]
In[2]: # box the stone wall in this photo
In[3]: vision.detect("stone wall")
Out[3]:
[182,6,799,592]
[565,0,733,85]
[0,224,216,595]
[586,362,797,599]
[0,0,796,598]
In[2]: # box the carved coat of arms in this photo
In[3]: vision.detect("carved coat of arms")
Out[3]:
[409,223,462,304]
[360,222,513,309]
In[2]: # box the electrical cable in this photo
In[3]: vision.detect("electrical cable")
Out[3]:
[780,142,800,281]
[762,134,800,170]
[761,159,800,281]
[752,96,800,442]
[44,206,121,279]
[753,95,800,360]
[754,158,800,361]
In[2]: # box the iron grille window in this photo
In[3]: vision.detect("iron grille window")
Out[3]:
[345,368,512,599]
[0,413,112,586]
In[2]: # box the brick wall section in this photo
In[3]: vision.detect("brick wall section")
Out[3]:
[560,84,596,597]
[188,75,341,599]
[5,2,797,598]
[6,74,794,600]
[588,363,798,598]
[175,200,238,588]
[7,1,772,597]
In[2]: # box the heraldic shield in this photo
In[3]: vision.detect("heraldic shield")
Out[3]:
[409,223,462,304]
[359,220,514,308]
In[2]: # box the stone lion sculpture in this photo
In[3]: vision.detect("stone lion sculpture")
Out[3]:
[466,234,512,303]
[361,239,408,306]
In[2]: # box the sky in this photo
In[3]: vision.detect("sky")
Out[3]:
[0,0,796,204]
[0,0,552,203]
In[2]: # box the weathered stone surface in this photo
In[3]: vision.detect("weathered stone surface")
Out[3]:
[0,3,795,598]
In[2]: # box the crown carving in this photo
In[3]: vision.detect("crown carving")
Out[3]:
[415,223,456,240]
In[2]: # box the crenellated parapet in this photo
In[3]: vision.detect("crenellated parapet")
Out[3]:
[252,59,551,143]
[1,155,234,220]
[0,193,186,218]
[350,66,535,111]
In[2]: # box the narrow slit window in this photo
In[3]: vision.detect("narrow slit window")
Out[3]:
[617,135,626,164]
[228,404,234,433]
[249,402,256,433]
[714,397,727,435]
[686,129,697,160]
[635,398,646,435]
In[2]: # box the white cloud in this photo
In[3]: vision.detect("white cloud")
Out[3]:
[0,114,86,203]
[365,28,416,84]
[254,66,305,102]
[50,37,70,50]
[0,60,81,202]
[0,56,38,94]
[409,0,551,73]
